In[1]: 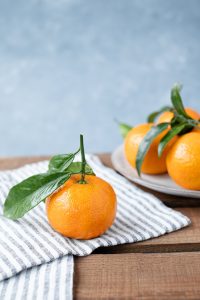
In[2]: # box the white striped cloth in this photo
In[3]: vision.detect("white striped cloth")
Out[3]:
[0,256,73,300]
[0,154,191,300]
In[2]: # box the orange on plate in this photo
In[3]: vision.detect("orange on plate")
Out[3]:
[167,132,200,190]
[157,107,200,124]
[46,174,117,239]
[124,123,177,175]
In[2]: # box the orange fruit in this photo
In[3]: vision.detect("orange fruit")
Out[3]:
[157,107,200,124]
[157,111,174,124]
[166,132,200,190]
[185,108,200,120]
[193,127,200,133]
[124,123,177,175]
[46,174,117,239]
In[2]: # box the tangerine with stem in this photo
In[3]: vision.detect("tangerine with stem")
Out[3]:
[46,135,117,239]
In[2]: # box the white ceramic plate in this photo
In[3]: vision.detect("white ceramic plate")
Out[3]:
[111,145,200,198]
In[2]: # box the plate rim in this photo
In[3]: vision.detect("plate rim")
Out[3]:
[111,145,200,198]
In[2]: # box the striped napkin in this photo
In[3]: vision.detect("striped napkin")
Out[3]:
[0,155,190,299]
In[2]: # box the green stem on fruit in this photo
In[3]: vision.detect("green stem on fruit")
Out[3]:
[78,134,87,184]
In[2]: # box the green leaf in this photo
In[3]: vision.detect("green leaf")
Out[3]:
[147,111,160,123]
[118,122,132,138]
[171,115,196,133]
[158,124,186,157]
[3,172,70,220]
[171,84,190,118]
[147,106,173,123]
[136,123,169,176]
[48,151,79,173]
[66,162,95,175]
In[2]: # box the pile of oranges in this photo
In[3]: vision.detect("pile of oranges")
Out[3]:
[124,107,200,190]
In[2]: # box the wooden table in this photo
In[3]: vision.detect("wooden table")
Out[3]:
[1,155,200,300]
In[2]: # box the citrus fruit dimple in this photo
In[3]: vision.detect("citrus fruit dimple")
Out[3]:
[46,174,117,239]
[166,132,200,190]
[124,123,177,175]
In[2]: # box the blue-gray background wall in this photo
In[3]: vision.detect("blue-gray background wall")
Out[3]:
[0,0,200,156]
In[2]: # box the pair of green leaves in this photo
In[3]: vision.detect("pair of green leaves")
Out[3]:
[3,151,94,220]
[118,84,200,176]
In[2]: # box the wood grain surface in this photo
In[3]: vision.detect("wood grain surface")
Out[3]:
[0,155,200,299]
[74,253,200,300]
